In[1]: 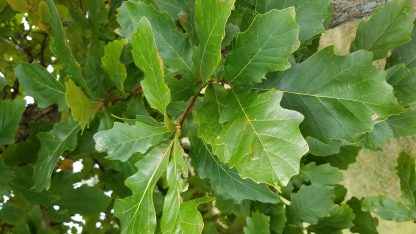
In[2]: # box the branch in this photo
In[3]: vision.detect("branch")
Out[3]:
[177,83,207,127]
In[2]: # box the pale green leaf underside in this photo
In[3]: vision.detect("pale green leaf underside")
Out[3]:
[351,0,414,59]
[15,63,66,110]
[118,1,193,74]
[274,47,403,143]
[33,118,80,191]
[192,138,277,203]
[93,121,171,162]
[101,39,128,91]
[224,8,300,84]
[132,17,171,114]
[196,85,308,186]
[193,0,235,81]
[362,196,414,222]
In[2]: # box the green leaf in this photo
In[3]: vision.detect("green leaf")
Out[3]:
[388,22,416,67]
[288,184,335,225]
[388,109,416,137]
[193,0,235,81]
[350,0,414,59]
[65,80,98,131]
[362,196,414,221]
[45,0,91,96]
[114,140,173,234]
[258,0,332,42]
[274,47,403,143]
[306,137,341,156]
[117,1,193,74]
[196,85,308,186]
[101,39,128,91]
[387,64,416,106]
[308,204,355,234]
[179,196,215,234]
[93,121,171,161]
[191,138,277,203]
[160,137,188,233]
[131,17,171,114]
[15,63,66,110]
[0,100,25,146]
[33,118,80,191]
[360,121,393,150]
[396,152,416,210]
[347,197,379,234]
[223,8,300,84]
[243,212,271,234]
[301,163,343,186]
[58,185,110,216]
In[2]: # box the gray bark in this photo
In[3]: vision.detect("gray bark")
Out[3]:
[331,0,388,26]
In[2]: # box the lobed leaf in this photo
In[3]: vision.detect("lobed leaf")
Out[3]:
[131,17,171,114]
[396,152,416,210]
[223,8,300,85]
[387,64,416,106]
[351,0,414,59]
[388,109,416,137]
[243,212,271,234]
[193,0,235,81]
[101,39,128,92]
[362,196,414,222]
[274,47,403,143]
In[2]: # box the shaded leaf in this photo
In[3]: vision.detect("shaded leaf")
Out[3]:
[274,47,403,143]
[362,196,414,222]
[33,118,80,191]
[65,80,98,130]
[15,63,66,110]
[387,64,416,106]
[224,8,299,85]
[351,0,414,59]
[308,204,355,234]
[301,163,343,186]
[93,120,171,161]
[191,138,277,203]
[131,17,171,114]
[360,121,393,150]
[347,197,379,234]
[0,100,25,146]
[101,39,128,91]
[288,184,335,225]
[388,22,416,67]
[193,0,235,81]
[396,152,416,209]
[243,212,271,234]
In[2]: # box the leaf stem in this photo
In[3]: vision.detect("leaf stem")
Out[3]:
[177,83,208,127]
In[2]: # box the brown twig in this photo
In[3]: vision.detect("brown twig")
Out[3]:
[177,83,207,127]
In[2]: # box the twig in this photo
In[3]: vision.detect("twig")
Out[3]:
[177,83,207,127]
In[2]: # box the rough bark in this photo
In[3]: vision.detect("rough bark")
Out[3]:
[331,0,388,26]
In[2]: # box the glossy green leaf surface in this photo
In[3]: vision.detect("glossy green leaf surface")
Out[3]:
[114,141,173,234]
[131,17,171,114]
[351,0,414,59]
[101,39,128,91]
[65,80,98,131]
[224,8,300,84]
[196,85,308,186]
[243,212,271,234]
[193,0,235,81]
[191,138,277,203]
[274,47,403,143]
[93,121,171,161]
[0,100,25,146]
[117,1,193,74]
[32,118,80,191]
[15,63,66,110]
